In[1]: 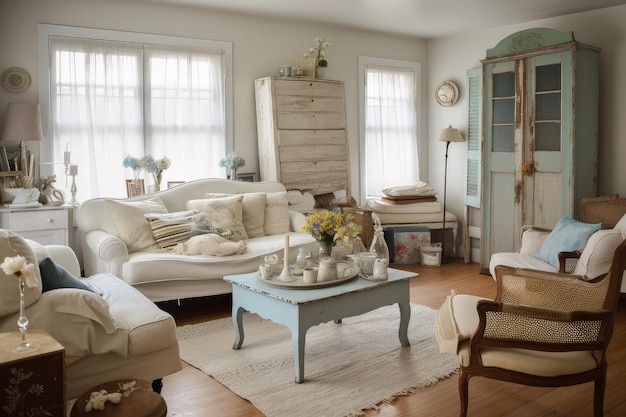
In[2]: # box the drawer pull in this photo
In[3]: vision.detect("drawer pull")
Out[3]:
[47,218,54,223]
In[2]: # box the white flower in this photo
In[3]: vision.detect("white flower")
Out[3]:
[1,255,37,287]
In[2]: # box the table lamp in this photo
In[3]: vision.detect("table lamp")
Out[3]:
[1,103,44,182]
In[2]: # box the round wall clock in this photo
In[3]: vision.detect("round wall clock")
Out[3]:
[435,80,459,107]
[2,67,31,93]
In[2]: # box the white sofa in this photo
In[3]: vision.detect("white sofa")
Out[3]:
[489,214,626,293]
[77,178,319,302]
[0,229,181,399]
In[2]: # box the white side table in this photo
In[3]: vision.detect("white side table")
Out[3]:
[0,205,72,246]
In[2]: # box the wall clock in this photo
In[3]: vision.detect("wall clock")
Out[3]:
[1,67,31,93]
[435,80,459,107]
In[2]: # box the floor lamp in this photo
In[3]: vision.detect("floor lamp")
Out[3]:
[438,125,464,264]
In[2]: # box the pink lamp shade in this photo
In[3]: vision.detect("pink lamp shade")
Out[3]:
[2,103,44,142]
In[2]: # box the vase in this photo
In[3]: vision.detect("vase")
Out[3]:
[316,66,326,79]
[13,276,37,353]
[153,172,162,192]
[318,241,336,261]
[231,169,238,181]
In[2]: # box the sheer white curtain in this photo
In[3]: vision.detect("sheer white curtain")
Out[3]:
[145,47,226,185]
[50,36,143,198]
[49,37,226,198]
[364,65,419,198]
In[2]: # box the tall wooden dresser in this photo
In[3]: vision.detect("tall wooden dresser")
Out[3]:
[254,77,350,196]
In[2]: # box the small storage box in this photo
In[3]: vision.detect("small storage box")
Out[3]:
[421,243,442,267]
[384,227,431,264]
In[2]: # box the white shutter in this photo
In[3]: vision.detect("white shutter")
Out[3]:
[465,67,482,208]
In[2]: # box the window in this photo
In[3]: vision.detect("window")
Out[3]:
[38,24,232,199]
[358,57,421,201]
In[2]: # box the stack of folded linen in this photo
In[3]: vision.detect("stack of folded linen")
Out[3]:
[381,181,437,204]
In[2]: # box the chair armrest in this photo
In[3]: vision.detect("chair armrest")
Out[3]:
[468,299,610,362]
[558,250,581,273]
[494,265,608,311]
[44,245,82,277]
[83,230,129,277]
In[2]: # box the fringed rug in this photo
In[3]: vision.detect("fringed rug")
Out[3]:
[176,303,458,417]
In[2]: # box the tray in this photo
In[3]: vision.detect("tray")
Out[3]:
[256,262,360,289]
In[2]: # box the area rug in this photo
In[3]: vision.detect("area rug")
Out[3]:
[176,303,458,417]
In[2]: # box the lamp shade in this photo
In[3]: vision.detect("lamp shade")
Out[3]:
[2,103,44,142]
[437,125,464,143]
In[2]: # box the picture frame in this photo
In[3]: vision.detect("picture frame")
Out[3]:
[295,57,316,78]
[126,179,145,197]
[167,181,184,188]
[237,172,257,182]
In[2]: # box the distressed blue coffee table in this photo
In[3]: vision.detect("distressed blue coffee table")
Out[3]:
[224,268,417,383]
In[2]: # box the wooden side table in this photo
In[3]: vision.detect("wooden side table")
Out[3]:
[70,379,166,417]
[0,328,66,417]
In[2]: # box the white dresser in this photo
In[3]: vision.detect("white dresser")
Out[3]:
[254,76,350,196]
[0,205,72,246]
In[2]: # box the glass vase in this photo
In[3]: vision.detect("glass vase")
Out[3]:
[13,276,37,353]
[318,241,336,261]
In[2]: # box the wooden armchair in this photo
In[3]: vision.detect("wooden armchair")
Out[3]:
[437,238,626,417]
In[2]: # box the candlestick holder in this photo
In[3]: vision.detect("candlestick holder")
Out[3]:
[276,257,296,282]
[70,174,78,205]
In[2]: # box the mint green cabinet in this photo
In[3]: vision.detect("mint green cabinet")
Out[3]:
[480,28,599,271]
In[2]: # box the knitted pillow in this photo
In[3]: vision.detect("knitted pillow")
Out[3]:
[205,192,267,238]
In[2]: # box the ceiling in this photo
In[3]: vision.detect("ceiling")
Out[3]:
[140,0,626,38]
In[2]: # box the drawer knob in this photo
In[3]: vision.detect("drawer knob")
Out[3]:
[46,218,54,223]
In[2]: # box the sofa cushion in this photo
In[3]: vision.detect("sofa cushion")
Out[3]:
[186,195,248,241]
[105,198,167,253]
[145,210,198,250]
[265,192,290,235]
[573,229,624,281]
[0,229,43,317]
[519,227,550,255]
[205,192,266,238]
[535,217,600,269]
[38,257,99,294]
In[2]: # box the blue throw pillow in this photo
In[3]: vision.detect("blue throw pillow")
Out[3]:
[38,257,100,295]
[535,217,601,269]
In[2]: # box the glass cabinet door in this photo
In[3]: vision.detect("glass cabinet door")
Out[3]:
[534,63,561,151]
[491,71,515,152]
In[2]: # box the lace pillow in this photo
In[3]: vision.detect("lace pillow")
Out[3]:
[205,192,266,238]
[186,195,248,242]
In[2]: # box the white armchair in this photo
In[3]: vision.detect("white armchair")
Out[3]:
[489,195,626,293]
[0,229,182,399]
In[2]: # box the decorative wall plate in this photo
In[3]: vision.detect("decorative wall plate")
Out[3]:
[2,67,31,93]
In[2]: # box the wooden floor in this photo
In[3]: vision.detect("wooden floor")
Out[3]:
[157,261,626,417]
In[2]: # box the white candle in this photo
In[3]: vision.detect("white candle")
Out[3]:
[284,235,289,260]
[69,164,78,176]
[64,150,71,165]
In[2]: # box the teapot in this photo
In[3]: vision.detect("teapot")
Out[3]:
[372,258,389,281]
[317,258,338,282]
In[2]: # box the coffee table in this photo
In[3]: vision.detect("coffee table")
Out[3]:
[224,267,417,383]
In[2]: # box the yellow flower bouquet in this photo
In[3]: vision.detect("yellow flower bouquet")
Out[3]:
[301,209,361,252]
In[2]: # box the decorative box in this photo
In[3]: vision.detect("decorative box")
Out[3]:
[384,227,431,264]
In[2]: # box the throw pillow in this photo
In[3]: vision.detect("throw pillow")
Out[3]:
[145,210,198,250]
[205,192,267,238]
[535,217,601,269]
[0,229,43,316]
[264,191,290,235]
[614,212,626,239]
[573,229,624,280]
[105,198,168,253]
[38,257,100,294]
[186,195,248,242]
[173,234,247,256]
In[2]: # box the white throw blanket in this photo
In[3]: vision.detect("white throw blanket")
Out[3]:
[383,181,437,197]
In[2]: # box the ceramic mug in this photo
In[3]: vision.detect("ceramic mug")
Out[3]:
[337,263,355,279]
[359,252,377,275]
[259,264,272,280]
[317,258,337,282]
[303,267,318,284]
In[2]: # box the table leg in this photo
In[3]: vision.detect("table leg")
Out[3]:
[292,327,307,383]
[232,306,245,350]
[398,302,411,347]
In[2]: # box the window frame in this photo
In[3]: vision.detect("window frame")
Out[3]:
[37,23,233,178]
[358,56,422,203]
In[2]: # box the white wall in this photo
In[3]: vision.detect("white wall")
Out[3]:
[428,5,626,258]
[0,0,427,200]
